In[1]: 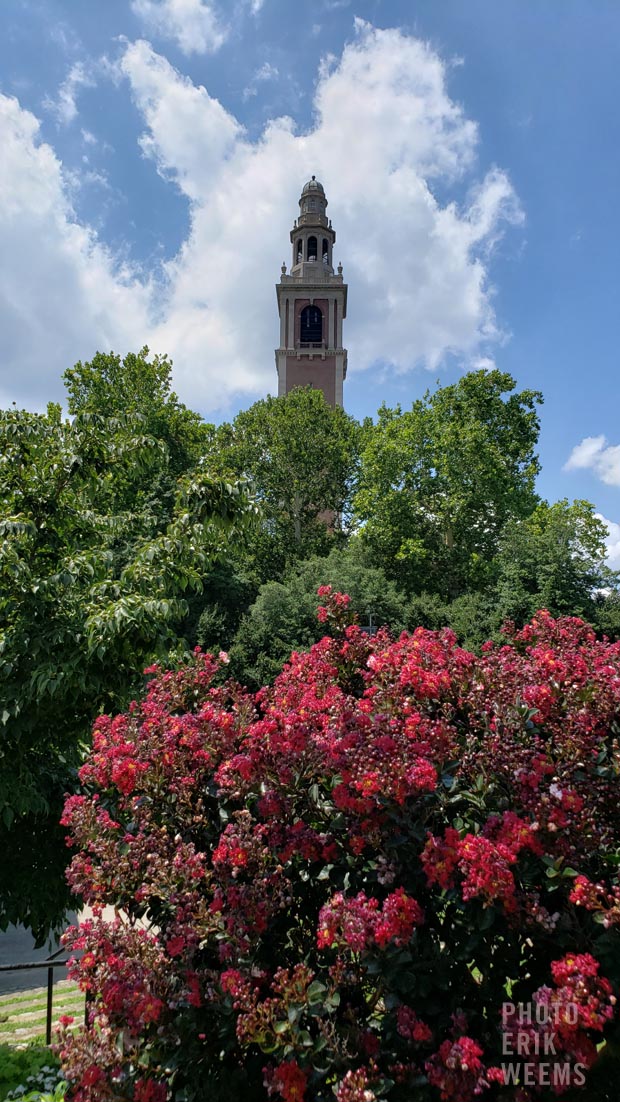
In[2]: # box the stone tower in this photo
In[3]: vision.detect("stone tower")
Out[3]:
[275,177,348,407]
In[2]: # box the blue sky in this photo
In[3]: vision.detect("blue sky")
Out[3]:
[1,0,620,559]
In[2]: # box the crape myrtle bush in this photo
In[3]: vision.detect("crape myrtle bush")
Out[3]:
[58,588,620,1102]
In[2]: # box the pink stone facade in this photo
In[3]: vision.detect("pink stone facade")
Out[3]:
[284,355,336,406]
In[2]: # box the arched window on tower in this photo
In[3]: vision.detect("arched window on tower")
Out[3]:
[322,238,329,264]
[307,236,317,262]
[300,304,323,344]
[296,239,302,263]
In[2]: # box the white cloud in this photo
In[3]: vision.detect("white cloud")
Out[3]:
[256,62,278,81]
[131,0,227,55]
[118,40,242,202]
[595,514,620,570]
[43,61,95,125]
[0,22,524,414]
[565,435,620,486]
[0,94,150,408]
[242,61,279,100]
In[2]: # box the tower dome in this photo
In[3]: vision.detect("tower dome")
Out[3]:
[301,175,325,194]
[298,176,328,224]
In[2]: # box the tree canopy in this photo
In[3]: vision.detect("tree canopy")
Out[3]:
[354,370,542,597]
[0,352,255,937]
[229,544,408,689]
[213,387,360,579]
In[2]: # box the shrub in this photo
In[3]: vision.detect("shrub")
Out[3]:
[58,592,620,1100]
[0,1045,63,1100]
[6,1085,66,1102]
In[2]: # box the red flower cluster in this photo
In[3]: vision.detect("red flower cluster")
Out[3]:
[316,583,351,623]
[497,953,617,1093]
[317,887,423,952]
[396,1006,433,1043]
[422,813,541,911]
[425,1036,488,1102]
[264,1060,308,1102]
[134,1079,168,1102]
[548,953,616,1035]
[570,875,620,928]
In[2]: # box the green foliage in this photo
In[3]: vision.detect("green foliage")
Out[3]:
[188,564,258,651]
[229,544,408,688]
[0,1044,61,1101]
[406,501,615,651]
[63,347,212,481]
[214,388,360,578]
[493,499,615,622]
[0,351,255,937]
[355,369,542,597]
[592,591,620,640]
[6,1085,66,1102]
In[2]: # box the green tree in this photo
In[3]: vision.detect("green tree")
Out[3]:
[183,563,258,652]
[0,395,254,938]
[63,347,211,472]
[406,500,615,650]
[229,543,408,688]
[493,499,614,624]
[63,348,215,528]
[592,590,620,640]
[354,370,542,597]
[214,388,360,580]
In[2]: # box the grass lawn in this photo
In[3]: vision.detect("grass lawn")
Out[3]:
[0,980,83,1046]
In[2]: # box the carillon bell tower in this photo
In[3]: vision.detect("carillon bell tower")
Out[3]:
[275,176,348,407]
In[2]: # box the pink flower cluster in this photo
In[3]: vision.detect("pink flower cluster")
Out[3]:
[317,887,424,952]
[425,1036,493,1102]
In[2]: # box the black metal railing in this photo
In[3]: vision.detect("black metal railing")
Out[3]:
[0,948,82,1045]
